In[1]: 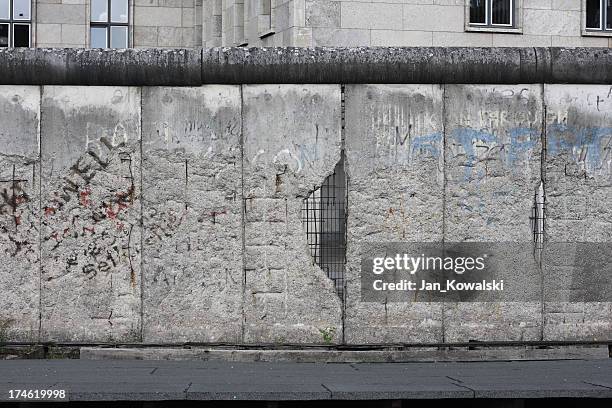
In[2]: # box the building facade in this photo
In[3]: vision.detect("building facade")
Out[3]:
[1,0,612,48]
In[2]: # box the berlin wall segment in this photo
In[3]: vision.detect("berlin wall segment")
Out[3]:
[0,81,609,345]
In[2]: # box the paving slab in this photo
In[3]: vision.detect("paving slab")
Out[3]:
[0,359,610,401]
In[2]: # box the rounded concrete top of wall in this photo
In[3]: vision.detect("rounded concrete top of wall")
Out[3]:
[0,47,610,85]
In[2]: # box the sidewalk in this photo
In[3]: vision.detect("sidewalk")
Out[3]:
[0,359,611,402]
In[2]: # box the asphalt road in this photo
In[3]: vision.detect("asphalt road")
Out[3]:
[0,359,610,402]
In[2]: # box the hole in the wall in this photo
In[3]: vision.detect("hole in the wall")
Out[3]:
[301,156,347,300]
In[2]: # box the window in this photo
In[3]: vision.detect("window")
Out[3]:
[90,0,129,48]
[586,0,612,31]
[0,0,31,48]
[469,0,514,27]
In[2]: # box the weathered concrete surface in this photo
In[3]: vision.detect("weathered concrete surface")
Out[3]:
[242,85,343,343]
[40,86,142,341]
[543,85,612,341]
[550,48,612,85]
[443,85,543,341]
[0,48,201,86]
[0,48,611,85]
[0,82,609,346]
[0,86,40,342]
[141,86,243,342]
[344,84,444,343]
[79,345,609,362]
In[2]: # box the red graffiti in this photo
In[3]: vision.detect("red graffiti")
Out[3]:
[83,226,95,235]
[79,188,91,207]
[44,206,56,216]
[105,205,118,219]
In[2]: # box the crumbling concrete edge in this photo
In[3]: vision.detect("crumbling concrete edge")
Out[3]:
[1,47,611,85]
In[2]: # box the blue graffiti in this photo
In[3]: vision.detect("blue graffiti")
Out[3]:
[451,127,539,180]
[409,131,443,158]
[547,124,612,175]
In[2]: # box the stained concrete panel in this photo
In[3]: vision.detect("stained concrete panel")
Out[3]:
[443,85,543,341]
[543,84,612,340]
[344,84,445,343]
[0,86,40,341]
[141,86,243,342]
[242,84,343,343]
[40,86,141,342]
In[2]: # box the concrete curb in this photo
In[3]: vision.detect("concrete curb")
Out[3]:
[79,346,609,362]
[0,47,611,85]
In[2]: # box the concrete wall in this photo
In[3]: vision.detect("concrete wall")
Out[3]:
[543,85,612,341]
[0,82,609,344]
[141,86,243,342]
[40,86,142,341]
[344,84,445,343]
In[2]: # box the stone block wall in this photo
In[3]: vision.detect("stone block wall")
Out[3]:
[133,0,198,48]
[303,1,612,47]
[21,1,612,48]
[36,2,88,47]
[0,83,609,344]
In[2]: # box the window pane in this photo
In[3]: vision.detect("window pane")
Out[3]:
[470,0,486,24]
[0,0,9,20]
[492,0,511,25]
[110,25,127,48]
[607,0,612,29]
[13,0,30,20]
[13,24,29,47]
[0,24,8,48]
[91,26,107,47]
[111,0,128,23]
[586,0,601,29]
[91,0,108,22]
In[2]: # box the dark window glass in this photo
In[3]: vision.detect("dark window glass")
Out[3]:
[0,24,8,47]
[587,0,601,29]
[492,0,511,25]
[470,0,486,24]
[607,0,612,29]
[13,24,28,46]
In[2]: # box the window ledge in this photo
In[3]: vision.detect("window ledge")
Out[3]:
[465,25,522,35]
[259,29,275,39]
[582,30,612,37]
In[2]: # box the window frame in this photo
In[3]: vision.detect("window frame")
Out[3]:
[583,0,612,36]
[0,0,31,47]
[465,0,522,34]
[89,0,130,48]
